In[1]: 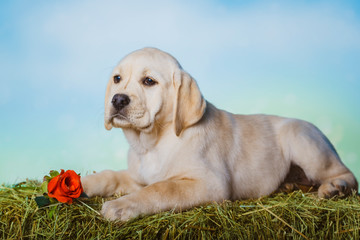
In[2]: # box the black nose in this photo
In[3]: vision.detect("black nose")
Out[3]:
[112,94,130,110]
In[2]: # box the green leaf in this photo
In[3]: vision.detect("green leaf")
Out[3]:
[79,192,89,198]
[35,196,51,208]
[49,170,60,178]
[41,181,48,194]
[43,175,51,182]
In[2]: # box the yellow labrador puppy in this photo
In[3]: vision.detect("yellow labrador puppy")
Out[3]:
[82,48,358,221]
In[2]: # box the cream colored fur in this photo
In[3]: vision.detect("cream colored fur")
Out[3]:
[82,48,358,221]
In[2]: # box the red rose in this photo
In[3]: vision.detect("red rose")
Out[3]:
[47,169,83,203]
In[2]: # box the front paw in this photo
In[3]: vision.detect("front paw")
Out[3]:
[81,175,98,197]
[101,197,139,221]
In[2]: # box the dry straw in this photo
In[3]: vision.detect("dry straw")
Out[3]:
[1,180,359,239]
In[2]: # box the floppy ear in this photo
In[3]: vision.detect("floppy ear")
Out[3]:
[104,79,113,131]
[104,121,113,131]
[173,69,206,136]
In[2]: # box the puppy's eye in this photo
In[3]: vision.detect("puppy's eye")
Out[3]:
[113,75,121,84]
[143,77,157,86]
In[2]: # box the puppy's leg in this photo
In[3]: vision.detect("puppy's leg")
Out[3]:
[317,172,357,198]
[101,178,224,221]
[279,119,358,198]
[81,170,143,197]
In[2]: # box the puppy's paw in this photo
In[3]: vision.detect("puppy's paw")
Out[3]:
[81,175,94,197]
[81,175,100,197]
[81,171,120,197]
[101,197,139,221]
[318,179,348,198]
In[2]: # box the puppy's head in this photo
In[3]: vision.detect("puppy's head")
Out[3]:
[104,47,206,136]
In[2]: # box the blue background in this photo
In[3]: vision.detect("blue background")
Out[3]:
[1,0,359,184]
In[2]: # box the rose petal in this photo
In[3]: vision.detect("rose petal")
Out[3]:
[47,175,60,193]
[46,169,83,204]
[52,194,73,203]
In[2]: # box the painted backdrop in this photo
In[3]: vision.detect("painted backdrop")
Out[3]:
[1,0,359,184]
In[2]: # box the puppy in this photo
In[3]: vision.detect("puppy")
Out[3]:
[82,48,358,221]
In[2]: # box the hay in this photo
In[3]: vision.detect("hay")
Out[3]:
[1,181,359,239]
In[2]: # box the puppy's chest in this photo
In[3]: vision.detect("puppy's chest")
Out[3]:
[137,150,171,185]
[135,132,182,185]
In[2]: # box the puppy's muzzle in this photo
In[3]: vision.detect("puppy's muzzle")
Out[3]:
[112,94,130,110]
